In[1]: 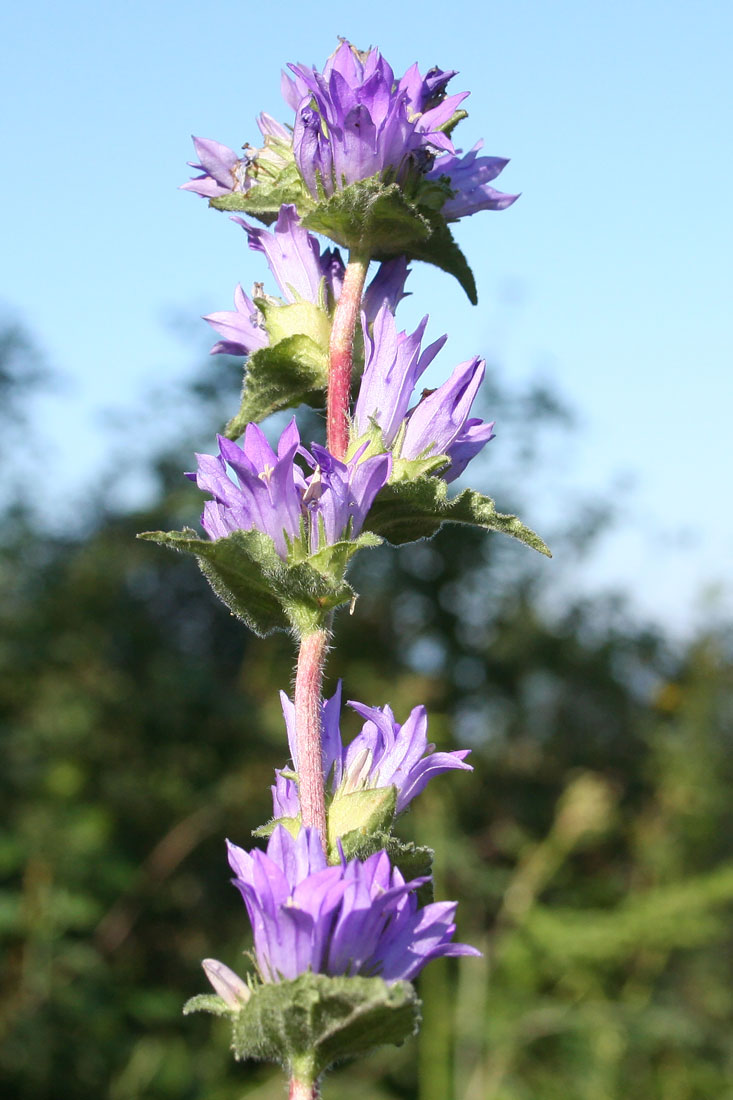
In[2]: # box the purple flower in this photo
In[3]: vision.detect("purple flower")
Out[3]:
[278,684,471,816]
[286,42,467,198]
[181,115,292,198]
[190,420,303,559]
[203,212,408,358]
[180,136,252,199]
[353,307,495,480]
[189,421,390,559]
[231,204,346,307]
[203,284,269,357]
[400,357,496,482]
[224,826,479,983]
[354,303,445,446]
[304,444,392,550]
[361,256,411,322]
[426,141,519,220]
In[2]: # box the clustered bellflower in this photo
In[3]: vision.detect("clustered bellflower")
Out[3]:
[354,303,495,481]
[189,419,390,558]
[277,683,472,817]
[171,39,530,1090]
[205,826,479,986]
[182,41,517,226]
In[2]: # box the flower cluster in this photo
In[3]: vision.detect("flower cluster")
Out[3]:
[188,419,390,559]
[205,826,478,988]
[183,41,517,224]
[354,303,495,481]
[274,683,471,819]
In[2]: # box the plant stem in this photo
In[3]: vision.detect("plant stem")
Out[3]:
[293,627,330,851]
[289,1076,320,1100]
[327,252,370,459]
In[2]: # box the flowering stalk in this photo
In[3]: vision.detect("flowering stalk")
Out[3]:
[327,253,370,459]
[165,38,545,1094]
[293,626,330,850]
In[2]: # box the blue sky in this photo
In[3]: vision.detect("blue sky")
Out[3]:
[3,0,731,633]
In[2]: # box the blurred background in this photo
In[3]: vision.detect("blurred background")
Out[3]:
[2,1,732,1096]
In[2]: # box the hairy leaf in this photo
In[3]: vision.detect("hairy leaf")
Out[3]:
[363,477,551,555]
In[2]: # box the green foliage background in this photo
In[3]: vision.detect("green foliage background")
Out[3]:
[1,327,732,1098]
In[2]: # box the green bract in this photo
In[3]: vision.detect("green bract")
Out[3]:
[185,973,420,1082]
[137,528,381,637]
[362,476,552,554]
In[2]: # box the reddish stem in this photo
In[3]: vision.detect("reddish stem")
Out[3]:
[293,628,330,851]
[327,253,370,459]
[289,1077,320,1100]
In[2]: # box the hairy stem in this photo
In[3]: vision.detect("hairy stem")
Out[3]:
[293,627,330,851]
[289,1076,320,1100]
[327,252,370,459]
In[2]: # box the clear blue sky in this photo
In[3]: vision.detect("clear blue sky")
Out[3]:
[2,0,731,633]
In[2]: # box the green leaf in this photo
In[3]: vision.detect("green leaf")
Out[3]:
[224,335,328,437]
[209,162,313,223]
[137,528,374,637]
[183,993,232,1018]
[363,477,551,556]
[302,176,432,255]
[399,211,477,305]
[228,973,420,1078]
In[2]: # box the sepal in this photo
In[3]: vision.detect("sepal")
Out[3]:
[183,993,233,1018]
[225,973,420,1077]
[327,786,397,862]
[363,477,551,555]
[299,175,476,301]
[137,528,380,637]
[252,816,301,840]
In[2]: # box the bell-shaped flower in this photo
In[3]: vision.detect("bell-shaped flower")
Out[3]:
[277,684,471,818]
[286,41,468,199]
[189,420,303,559]
[353,308,495,481]
[181,114,291,198]
[231,204,345,307]
[224,826,479,983]
[400,356,496,482]
[203,283,269,357]
[426,140,519,220]
[189,422,391,560]
[354,303,445,447]
[304,444,392,551]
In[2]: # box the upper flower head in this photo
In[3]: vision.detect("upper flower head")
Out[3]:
[188,421,390,559]
[224,826,479,983]
[285,41,468,199]
[278,683,472,816]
